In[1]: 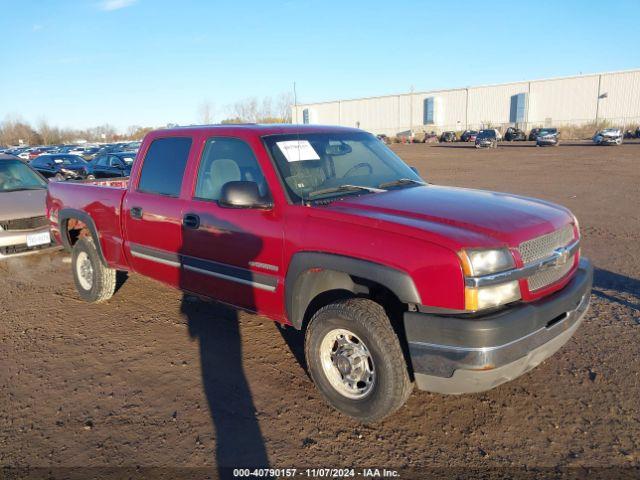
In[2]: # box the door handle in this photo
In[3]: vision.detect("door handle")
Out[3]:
[130,207,143,220]
[183,213,200,229]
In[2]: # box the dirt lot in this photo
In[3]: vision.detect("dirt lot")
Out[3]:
[1,140,639,478]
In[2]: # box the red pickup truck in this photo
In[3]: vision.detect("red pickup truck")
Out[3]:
[47,125,593,422]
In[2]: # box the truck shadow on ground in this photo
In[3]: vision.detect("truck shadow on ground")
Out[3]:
[182,296,271,477]
[592,267,640,316]
[178,212,271,478]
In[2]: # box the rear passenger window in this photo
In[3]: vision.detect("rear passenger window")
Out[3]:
[194,137,267,201]
[138,137,192,196]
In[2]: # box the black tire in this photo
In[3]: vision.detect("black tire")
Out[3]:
[305,298,413,423]
[72,237,117,303]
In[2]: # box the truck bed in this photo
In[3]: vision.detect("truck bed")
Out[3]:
[47,178,129,269]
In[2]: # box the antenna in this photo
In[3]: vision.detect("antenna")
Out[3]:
[293,81,298,124]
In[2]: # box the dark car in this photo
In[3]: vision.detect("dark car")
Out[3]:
[460,130,479,142]
[440,131,457,142]
[89,152,135,178]
[535,128,560,147]
[504,127,526,141]
[376,134,390,144]
[528,128,542,141]
[30,154,91,180]
[636,127,640,139]
[80,147,102,161]
[475,129,498,148]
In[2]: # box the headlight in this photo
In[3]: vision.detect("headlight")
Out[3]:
[458,248,515,276]
[465,281,521,311]
[459,248,520,311]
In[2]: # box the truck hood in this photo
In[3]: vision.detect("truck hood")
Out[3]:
[0,188,47,221]
[326,185,572,248]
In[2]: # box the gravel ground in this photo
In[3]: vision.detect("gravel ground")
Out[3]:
[1,140,638,478]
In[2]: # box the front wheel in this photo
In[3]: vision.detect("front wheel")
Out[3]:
[305,298,413,423]
[72,237,117,303]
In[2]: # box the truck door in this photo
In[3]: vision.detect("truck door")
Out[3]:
[122,136,193,287]
[179,135,284,319]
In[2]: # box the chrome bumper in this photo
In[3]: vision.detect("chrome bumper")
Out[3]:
[0,226,56,259]
[405,258,593,394]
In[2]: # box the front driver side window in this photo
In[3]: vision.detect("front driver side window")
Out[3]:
[194,137,267,201]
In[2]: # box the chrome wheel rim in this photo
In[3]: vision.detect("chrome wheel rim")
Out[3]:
[319,328,375,399]
[76,251,93,290]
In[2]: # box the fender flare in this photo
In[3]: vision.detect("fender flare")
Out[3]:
[285,252,421,330]
[58,208,107,265]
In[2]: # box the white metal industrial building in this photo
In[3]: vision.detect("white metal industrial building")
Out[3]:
[292,69,640,137]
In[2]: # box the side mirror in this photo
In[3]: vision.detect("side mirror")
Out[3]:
[219,181,272,209]
[410,166,419,175]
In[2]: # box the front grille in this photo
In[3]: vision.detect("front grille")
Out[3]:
[0,216,48,231]
[527,254,575,291]
[519,225,575,265]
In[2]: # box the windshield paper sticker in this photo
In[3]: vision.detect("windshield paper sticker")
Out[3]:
[276,140,320,162]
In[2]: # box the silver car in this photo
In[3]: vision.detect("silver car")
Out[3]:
[0,154,54,259]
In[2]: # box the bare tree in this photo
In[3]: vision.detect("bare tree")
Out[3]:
[222,92,294,124]
[198,101,215,124]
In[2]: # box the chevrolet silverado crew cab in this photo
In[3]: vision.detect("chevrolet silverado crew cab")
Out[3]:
[47,125,593,422]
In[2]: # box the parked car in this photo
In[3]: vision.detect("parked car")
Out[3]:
[80,147,102,161]
[504,127,526,141]
[439,131,457,143]
[0,154,54,259]
[593,128,623,146]
[121,141,141,152]
[89,152,135,178]
[536,128,560,146]
[460,130,479,142]
[528,128,542,141]
[636,126,640,138]
[30,154,92,181]
[376,134,390,144]
[420,131,439,143]
[48,124,592,422]
[475,129,498,148]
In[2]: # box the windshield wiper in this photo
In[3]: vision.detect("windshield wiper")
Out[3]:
[2,186,46,192]
[308,184,385,199]
[377,178,426,189]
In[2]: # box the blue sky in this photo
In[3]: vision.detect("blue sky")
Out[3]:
[1,0,638,132]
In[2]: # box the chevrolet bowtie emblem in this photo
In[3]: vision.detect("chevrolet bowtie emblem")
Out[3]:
[552,247,570,266]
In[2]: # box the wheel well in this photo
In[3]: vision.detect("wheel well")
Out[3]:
[300,278,414,380]
[301,277,408,331]
[64,218,91,249]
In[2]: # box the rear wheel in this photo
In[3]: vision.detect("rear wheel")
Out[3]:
[305,298,413,423]
[72,237,116,303]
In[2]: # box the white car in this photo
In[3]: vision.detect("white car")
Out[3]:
[593,128,623,146]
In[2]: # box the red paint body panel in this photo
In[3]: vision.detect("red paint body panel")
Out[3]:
[46,124,580,320]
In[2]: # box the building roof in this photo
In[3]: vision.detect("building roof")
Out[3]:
[294,68,640,107]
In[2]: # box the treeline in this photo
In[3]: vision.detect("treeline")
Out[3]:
[201,92,295,125]
[0,117,154,146]
[1,92,295,146]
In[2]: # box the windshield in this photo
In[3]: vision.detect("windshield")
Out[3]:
[539,129,557,135]
[0,160,47,192]
[263,132,423,202]
[478,130,496,138]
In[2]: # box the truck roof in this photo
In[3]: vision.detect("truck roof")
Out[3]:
[156,123,362,136]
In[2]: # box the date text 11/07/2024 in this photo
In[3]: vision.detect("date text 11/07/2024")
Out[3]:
[232,468,400,478]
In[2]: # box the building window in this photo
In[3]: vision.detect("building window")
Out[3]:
[510,93,528,124]
[423,98,434,125]
[302,108,310,124]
